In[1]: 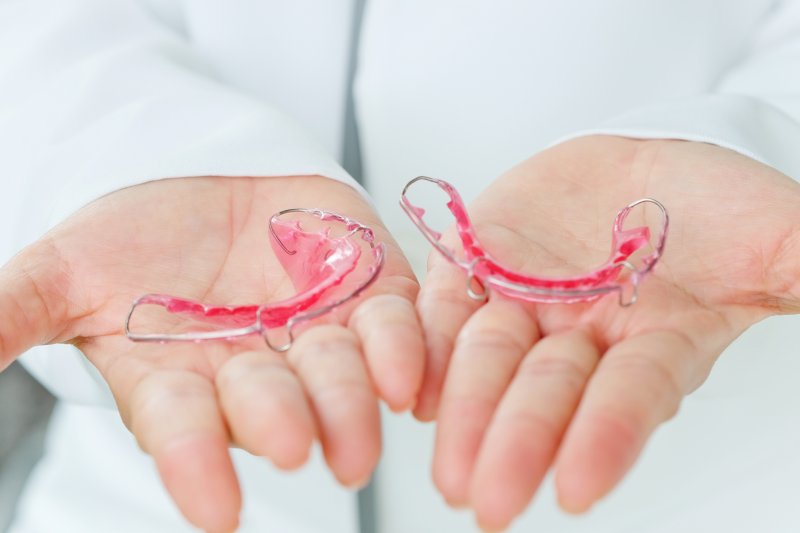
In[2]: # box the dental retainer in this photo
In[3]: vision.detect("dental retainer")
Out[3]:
[400,176,668,306]
[125,208,385,352]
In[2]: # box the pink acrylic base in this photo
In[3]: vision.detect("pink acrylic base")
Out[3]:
[126,209,385,346]
[401,176,668,305]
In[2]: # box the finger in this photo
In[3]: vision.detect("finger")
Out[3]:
[432,299,538,506]
[0,245,71,370]
[555,330,700,513]
[349,275,425,412]
[469,329,599,531]
[217,350,316,470]
[415,258,483,420]
[288,325,381,487]
[128,369,240,533]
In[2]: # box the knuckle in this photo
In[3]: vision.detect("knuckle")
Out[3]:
[586,408,644,453]
[369,275,420,302]
[288,327,358,368]
[350,293,415,328]
[216,352,291,392]
[495,407,562,444]
[518,354,590,392]
[440,388,501,421]
[419,283,471,313]
[128,372,211,436]
[313,378,374,406]
[456,325,529,360]
[602,352,684,401]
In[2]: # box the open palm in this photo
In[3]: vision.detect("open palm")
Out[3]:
[415,136,800,530]
[0,175,423,533]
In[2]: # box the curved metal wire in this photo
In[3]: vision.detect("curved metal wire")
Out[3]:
[401,176,668,306]
[126,209,385,351]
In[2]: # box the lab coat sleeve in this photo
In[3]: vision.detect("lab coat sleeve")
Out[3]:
[552,0,800,181]
[0,0,359,406]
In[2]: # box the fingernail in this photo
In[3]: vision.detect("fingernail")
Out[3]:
[345,474,372,491]
[388,395,417,414]
[557,492,593,515]
[441,493,468,510]
[477,521,505,533]
[412,400,437,422]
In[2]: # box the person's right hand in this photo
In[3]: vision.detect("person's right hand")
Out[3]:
[0,175,424,533]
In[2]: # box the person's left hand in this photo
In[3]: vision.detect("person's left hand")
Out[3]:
[414,135,800,530]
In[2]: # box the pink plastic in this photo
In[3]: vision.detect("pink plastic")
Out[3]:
[400,176,668,305]
[125,209,385,351]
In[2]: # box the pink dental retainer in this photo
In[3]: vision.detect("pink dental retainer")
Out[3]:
[125,208,386,352]
[400,176,668,306]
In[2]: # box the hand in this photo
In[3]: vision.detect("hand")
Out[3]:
[415,136,800,530]
[0,175,423,533]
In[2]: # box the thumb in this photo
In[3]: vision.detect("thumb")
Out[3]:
[0,241,71,371]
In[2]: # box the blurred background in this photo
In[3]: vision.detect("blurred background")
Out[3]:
[0,363,54,532]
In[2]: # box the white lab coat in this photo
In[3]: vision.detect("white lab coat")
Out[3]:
[1,1,800,531]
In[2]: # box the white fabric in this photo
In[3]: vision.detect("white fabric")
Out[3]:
[1,0,799,531]
[11,403,356,533]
